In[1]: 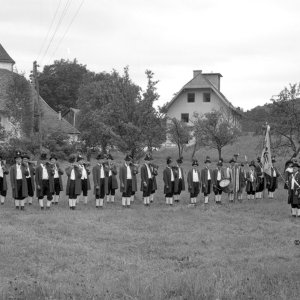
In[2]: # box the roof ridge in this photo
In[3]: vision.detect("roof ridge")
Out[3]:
[0,43,15,64]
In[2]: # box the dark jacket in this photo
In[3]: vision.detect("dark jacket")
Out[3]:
[10,164,29,198]
[187,169,201,194]
[35,163,54,198]
[65,165,82,196]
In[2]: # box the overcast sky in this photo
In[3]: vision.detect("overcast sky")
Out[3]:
[1,0,299,110]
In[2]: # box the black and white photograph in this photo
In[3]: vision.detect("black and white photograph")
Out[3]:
[0,0,300,299]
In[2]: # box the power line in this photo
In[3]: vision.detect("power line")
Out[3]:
[40,0,72,65]
[37,0,63,61]
[47,0,86,64]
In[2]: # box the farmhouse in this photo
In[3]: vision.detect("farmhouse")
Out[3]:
[0,44,79,141]
[166,70,241,126]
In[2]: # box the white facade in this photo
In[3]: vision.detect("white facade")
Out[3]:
[0,62,13,72]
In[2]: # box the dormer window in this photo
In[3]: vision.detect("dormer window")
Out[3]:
[203,93,211,102]
[187,93,195,103]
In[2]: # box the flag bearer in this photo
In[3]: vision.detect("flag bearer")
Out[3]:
[288,162,300,217]
[10,151,28,210]
[255,157,264,199]
[163,156,175,205]
[246,161,257,200]
[201,156,212,204]
[119,154,133,208]
[187,159,201,205]
[0,155,9,205]
[237,163,247,200]
[265,156,279,199]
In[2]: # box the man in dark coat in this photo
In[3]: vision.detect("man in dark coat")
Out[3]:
[0,154,9,205]
[201,156,212,204]
[173,157,185,203]
[288,162,300,217]
[50,154,64,205]
[212,160,225,204]
[163,156,175,205]
[265,156,280,199]
[22,153,35,205]
[93,153,108,208]
[10,151,28,210]
[255,157,264,199]
[246,161,257,200]
[140,153,154,206]
[187,159,201,206]
[130,156,139,203]
[35,153,54,210]
[119,154,133,208]
[65,154,82,210]
[77,154,91,205]
[106,153,118,203]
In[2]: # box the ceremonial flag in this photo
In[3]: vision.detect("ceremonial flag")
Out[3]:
[260,124,272,176]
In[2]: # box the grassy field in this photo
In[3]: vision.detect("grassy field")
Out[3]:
[0,136,300,300]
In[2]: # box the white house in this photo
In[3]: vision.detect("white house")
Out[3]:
[0,43,15,72]
[166,70,241,127]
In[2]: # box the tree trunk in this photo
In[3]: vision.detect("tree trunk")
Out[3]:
[218,147,222,160]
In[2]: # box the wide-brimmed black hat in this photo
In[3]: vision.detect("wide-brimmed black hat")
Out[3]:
[204,156,211,164]
[96,153,105,160]
[257,157,261,162]
[144,153,152,161]
[107,153,114,160]
[271,155,276,163]
[50,153,57,161]
[15,150,22,159]
[77,154,84,162]
[177,156,183,164]
[249,161,256,167]
[22,152,30,159]
[229,158,235,164]
[40,153,47,160]
[68,154,76,163]
[217,161,223,167]
[192,159,199,166]
[293,162,300,168]
[124,154,131,162]
[166,156,172,164]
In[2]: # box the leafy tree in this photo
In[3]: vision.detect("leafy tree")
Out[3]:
[38,59,88,111]
[5,72,33,137]
[193,110,240,159]
[167,118,192,157]
[269,83,300,158]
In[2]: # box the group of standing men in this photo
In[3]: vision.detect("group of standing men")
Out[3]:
[1,150,298,217]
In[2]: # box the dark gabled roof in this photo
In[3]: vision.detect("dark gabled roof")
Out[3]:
[166,71,239,114]
[0,68,13,111]
[0,44,15,64]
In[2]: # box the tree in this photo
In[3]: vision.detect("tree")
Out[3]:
[193,110,240,159]
[167,118,192,157]
[5,72,33,137]
[38,59,88,112]
[269,83,300,158]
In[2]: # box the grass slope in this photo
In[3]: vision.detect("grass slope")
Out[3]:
[0,139,299,299]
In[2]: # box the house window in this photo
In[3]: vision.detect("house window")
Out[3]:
[203,93,211,102]
[181,113,189,123]
[187,93,195,103]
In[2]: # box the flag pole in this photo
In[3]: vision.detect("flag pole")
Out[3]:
[262,122,268,200]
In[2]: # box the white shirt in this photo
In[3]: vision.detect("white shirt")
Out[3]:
[25,164,31,179]
[0,164,3,177]
[54,165,59,178]
[178,166,182,179]
[273,168,276,177]
[145,163,152,178]
[70,169,75,180]
[193,169,199,182]
[98,164,105,179]
[217,170,221,181]
[250,170,254,182]
[207,168,211,180]
[125,163,132,179]
[291,173,297,190]
[41,164,49,180]
[168,167,174,181]
[16,164,22,180]
[109,169,112,176]
[80,165,87,179]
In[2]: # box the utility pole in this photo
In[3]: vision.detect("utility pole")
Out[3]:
[32,61,42,153]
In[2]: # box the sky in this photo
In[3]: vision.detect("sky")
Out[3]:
[1,0,300,111]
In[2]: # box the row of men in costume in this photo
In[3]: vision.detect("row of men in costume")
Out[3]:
[162,155,280,206]
[0,151,280,210]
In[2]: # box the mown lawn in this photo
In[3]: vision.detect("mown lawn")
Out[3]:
[0,139,299,300]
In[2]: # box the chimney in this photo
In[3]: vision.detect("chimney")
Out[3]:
[58,111,61,120]
[193,70,202,78]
